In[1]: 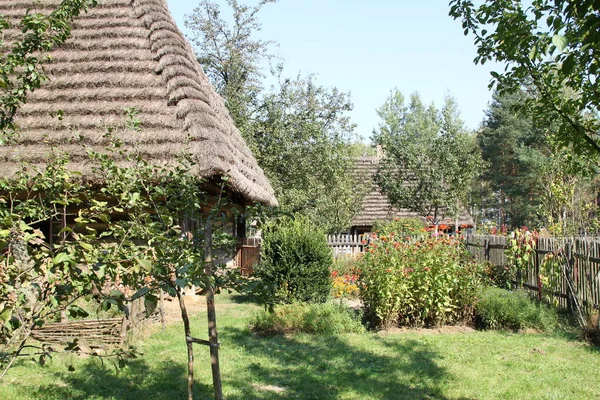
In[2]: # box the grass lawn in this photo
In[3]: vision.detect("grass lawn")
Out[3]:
[1,295,598,399]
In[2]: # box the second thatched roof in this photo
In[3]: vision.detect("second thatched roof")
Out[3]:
[351,157,474,229]
[0,0,277,206]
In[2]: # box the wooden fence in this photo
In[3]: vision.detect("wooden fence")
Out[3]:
[235,237,261,276]
[327,234,367,259]
[465,235,600,309]
[32,297,163,347]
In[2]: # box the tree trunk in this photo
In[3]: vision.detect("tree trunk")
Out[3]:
[204,220,223,400]
[177,289,195,400]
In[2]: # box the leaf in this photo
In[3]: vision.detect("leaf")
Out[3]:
[174,278,188,288]
[135,258,153,272]
[561,54,576,75]
[53,252,72,265]
[131,287,150,301]
[67,305,89,318]
[101,300,112,311]
[80,242,94,251]
[529,45,538,60]
[0,308,11,322]
[552,34,568,51]
[68,365,75,372]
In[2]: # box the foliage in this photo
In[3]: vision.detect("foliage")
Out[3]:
[250,302,364,335]
[477,90,547,228]
[0,0,98,140]
[482,262,513,290]
[0,125,243,385]
[538,249,600,345]
[250,73,366,232]
[475,287,559,332]
[331,269,359,300]
[356,234,485,328]
[372,217,426,238]
[505,228,538,287]
[374,89,483,223]
[253,216,332,307]
[477,89,600,231]
[185,0,277,131]
[186,1,366,232]
[536,148,600,235]
[450,0,600,159]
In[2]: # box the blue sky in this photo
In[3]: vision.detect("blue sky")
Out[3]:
[166,0,497,141]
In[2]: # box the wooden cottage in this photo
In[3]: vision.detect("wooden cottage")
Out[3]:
[0,0,277,236]
[350,156,473,234]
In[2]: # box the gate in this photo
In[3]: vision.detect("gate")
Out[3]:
[236,237,261,276]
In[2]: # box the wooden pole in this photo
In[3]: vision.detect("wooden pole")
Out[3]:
[159,289,166,330]
[177,289,195,400]
[204,220,223,400]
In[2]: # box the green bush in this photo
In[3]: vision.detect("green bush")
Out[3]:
[253,216,332,306]
[482,262,513,289]
[372,218,426,237]
[357,235,485,328]
[475,287,559,331]
[250,302,364,335]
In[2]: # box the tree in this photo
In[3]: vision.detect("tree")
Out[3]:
[477,90,548,228]
[0,0,98,141]
[374,89,482,225]
[478,89,600,232]
[185,0,277,132]
[449,0,600,159]
[249,73,364,232]
[186,1,366,232]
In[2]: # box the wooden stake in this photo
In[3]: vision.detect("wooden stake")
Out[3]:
[159,289,166,330]
[204,219,223,400]
[177,289,195,400]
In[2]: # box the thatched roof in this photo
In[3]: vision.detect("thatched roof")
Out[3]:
[351,157,473,228]
[0,0,277,206]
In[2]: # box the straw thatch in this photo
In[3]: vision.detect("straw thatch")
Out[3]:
[351,157,473,230]
[0,0,277,206]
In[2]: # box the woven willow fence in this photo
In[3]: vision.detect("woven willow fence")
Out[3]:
[31,297,163,347]
[465,235,600,309]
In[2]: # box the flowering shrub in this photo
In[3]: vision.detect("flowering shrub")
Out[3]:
[356,235,485,328]
[331,270,360,299]
[506,227,539,287]
[372,217,426,237]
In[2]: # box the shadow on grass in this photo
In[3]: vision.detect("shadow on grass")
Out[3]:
[223,327,469,400]
[9,322,472,399]
[12,358,213,400]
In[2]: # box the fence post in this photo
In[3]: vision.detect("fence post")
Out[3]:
[484,239,490,262]
[566,241,573,311]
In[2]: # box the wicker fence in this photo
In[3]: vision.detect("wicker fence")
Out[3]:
[32,297,163,347]
[465,235,600,309]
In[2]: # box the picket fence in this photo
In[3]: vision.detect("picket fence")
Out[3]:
[326,234,368,259]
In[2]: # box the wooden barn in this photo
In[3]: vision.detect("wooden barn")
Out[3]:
[0,0,277,240]
[350,156,473,234]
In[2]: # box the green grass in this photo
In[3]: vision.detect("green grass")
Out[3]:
[1,294,599,399]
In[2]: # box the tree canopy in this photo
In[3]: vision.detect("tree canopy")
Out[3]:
[450,0,600,159]
[374,89,482,224]
[186,0,366,232]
